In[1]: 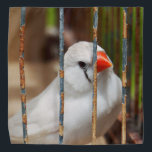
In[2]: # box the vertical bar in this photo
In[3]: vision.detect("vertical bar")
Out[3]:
[92,7,98,145]
[119,8,123,78]
[59,7,64,144]
[121,7,127,144]
[19,7,28,144]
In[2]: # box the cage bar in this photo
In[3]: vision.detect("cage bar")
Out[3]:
[121,7,128,144]
[59,7,64,144]
[19,7,28,144]
[119,8,123,78]
[92,7,98,145]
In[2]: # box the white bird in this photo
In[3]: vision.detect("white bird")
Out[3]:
[8,41,122,145]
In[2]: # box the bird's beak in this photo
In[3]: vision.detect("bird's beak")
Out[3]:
[97,51,113,73]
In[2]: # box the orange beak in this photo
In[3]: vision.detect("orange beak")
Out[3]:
[97,51,112,73]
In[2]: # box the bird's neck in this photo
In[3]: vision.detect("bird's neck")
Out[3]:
[64,79,91,98]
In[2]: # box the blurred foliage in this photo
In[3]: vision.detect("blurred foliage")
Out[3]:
[139,7,143,108]
[131,7,136,101]
[46,8,57,27]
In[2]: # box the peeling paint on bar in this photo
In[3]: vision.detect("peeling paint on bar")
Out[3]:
[92,7,98,145]
[19,7,28,144]
[122,86,127,104]
[122,39,127,71]
[59,7,64,144]
[21,94,26,103]
[59,70,64,78]
[121,8,128,144]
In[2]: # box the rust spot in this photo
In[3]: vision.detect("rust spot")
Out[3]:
[121,95,127,144]
[60,70,64,78]
[19,57,24,70]
[92,62,97,144]
[60,92,64,114]
[20,69,24,75]
[22,114,27,124]
[20,74,25,79]
[19,45,24,55]
[19,26,25,55]
[20,77,25,89]
[21,94,26,103]
[123,10,127,39]
[93,7,98,12]
[24,136,28,143]
[20,26,25,36]
[93,62,97,96]
[93,28,97,40]
[92,112,97,144]
[59,125,64,136]
[122,67,127,87]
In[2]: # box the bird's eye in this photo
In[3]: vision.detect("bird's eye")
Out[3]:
[78,61,87,69]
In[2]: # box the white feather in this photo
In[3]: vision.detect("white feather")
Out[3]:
[8,41,122,144]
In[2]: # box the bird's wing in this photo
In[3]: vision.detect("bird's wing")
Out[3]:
[96,69,122,135]
[8,78,59,144]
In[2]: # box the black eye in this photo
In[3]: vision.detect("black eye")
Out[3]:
[78,61,87,69]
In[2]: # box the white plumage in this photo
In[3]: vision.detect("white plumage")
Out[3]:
[8,41,122,144]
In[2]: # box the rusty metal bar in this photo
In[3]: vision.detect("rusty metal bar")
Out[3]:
[121,7,128,144]
[59,7,64,144]
[19,7,28,144]
[92,7,98,145]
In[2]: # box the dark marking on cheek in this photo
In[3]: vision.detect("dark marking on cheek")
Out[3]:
[84,70,91,83]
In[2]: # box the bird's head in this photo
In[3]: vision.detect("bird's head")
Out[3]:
[64,41,113,93]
